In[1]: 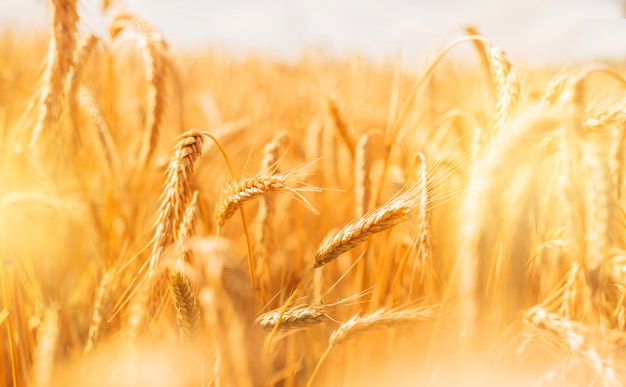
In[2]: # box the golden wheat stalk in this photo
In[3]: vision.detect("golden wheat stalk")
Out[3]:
[314,185,419,268]
[30,0,79,149]
[110,12,168,175]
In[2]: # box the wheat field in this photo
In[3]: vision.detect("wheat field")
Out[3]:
[1,1,626,386]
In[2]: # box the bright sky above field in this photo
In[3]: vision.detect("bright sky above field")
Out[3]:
[1,0,625,65]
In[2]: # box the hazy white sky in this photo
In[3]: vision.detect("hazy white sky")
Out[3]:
[0,0,625,65]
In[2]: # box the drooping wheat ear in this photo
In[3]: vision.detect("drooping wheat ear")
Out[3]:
[85,271,113,354]
[110,12,167,46]
[110,13,168,175]
[150,129,204,273]
[540,71,571,107]
[582,98,626,131]
[256,303,330,331]
[216,168,315,228]
[169,270,201,341]
[32,307,59,387]
[329,305,438,348]
[354,133,372,217]
[169,191,201,342]
[486,44,519,141]
[325,95,356,158]
[77,86,119,174]
[30,0,79,149]
[315,184,419,268]
[463,26,491,80]
[581,142,614,295]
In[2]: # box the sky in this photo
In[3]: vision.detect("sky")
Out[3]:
[0,0,625,65]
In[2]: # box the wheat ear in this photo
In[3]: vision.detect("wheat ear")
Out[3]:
[110,13,168,175]
[128,130,204,338]
[169,270,201,341]
[325,95,356,158]
[256,303,331,331]
[486,44,519,141]
[150,129,204,272]
[169,190,201,342]
[315,185,419,268]
[354,133,372,217]
[30,0,79,149]
[216,166,316,228]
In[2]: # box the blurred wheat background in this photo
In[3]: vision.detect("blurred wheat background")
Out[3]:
[1,0,626,386]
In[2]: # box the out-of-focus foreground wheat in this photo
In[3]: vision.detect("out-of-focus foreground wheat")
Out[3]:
[2,2,626,386]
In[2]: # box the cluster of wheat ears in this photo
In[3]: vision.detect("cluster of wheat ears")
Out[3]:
[1,1,626,386]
